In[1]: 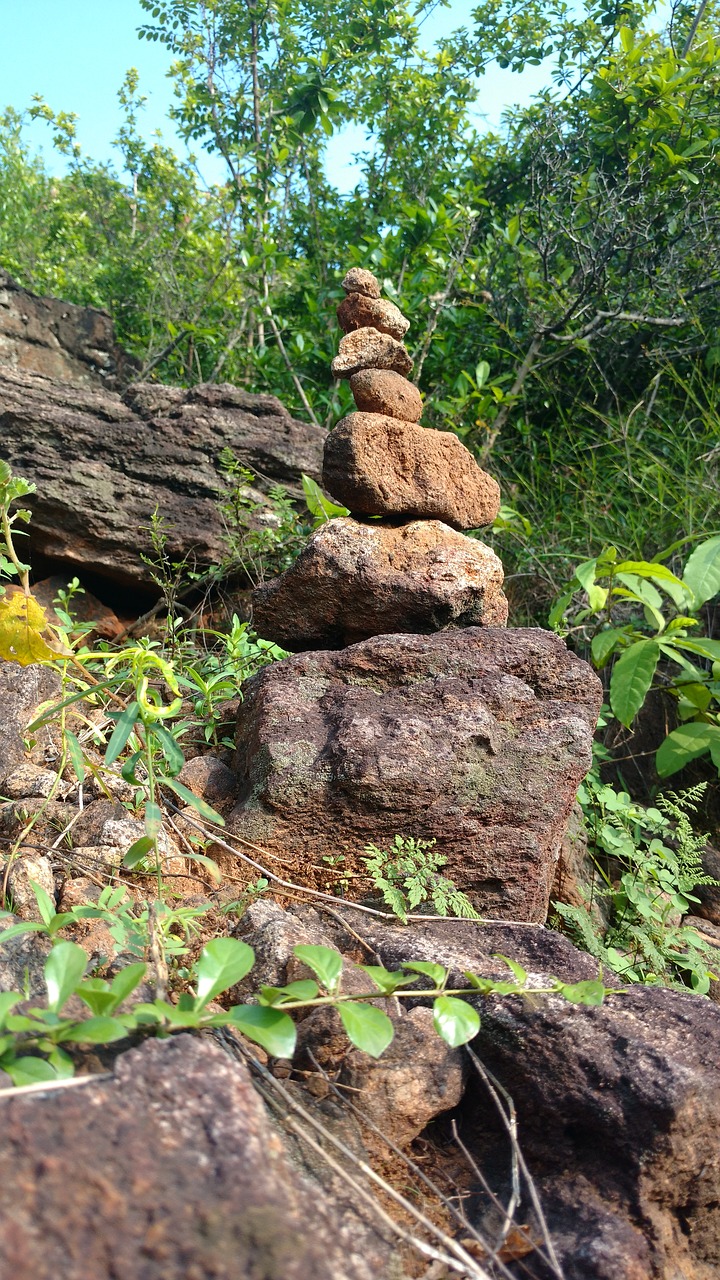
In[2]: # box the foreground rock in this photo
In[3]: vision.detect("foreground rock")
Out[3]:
[0,368,325,590]
[323,412,501,529]
[0,1035,391,1280]
[241,901,720,1280]
[252,516,507,650]
[229,628,601,920]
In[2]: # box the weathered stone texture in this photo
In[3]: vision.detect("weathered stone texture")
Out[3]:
[341,267,381,298]
[0,662,60,788]
[229,627,601,920]
[349,368,423,422]
[0,267,138,389]
[323,412,501,529]
[0,1035,391,1280]
[337,293,410,341]
[331,327,412,378]
[252,517,507,651]
[0,370,325,589]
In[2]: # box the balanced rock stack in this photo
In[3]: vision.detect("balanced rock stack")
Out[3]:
[235,269,602,924]
[252,267,508,651]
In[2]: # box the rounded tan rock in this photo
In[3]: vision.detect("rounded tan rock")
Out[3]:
[337,294,410,342]
[349,369,422,422]
[323,412,501,530]
[331,328,412,379]
[341,267,381,298]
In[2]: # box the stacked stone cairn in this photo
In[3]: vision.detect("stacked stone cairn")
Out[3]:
[253,267,508,651]
[238,268,601,924]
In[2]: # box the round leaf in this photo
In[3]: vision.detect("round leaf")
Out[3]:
[433,996,480,1047]
[337,1001,394,1058]
[293,945,343,993]
[194,938,255,1008]
[226,1005,297,1058]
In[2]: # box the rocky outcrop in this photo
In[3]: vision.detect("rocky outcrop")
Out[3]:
[240,900,720,1280]
[0,268,138,389]
[229,627,602,921]
[0,365,325,591]
[0,1034,391,1280]
[252,518,507,650]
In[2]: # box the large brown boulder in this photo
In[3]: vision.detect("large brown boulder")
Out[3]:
[0,1034,390,1280]
[0,369,325,591]
[251,516,507,650]
[229,627,601,921]
[323,412,501,529]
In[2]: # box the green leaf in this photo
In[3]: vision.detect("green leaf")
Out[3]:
[359,965,418,994]
[495,954,528,983]
[591,628,625,667]
[401,960,447,988]
[609,639,660,727]
[293,944,343,993]
[108,962,147,1007]
[556,979,605,1006]
[259,979,319,1005]
[7,1057,59,1086]
[105,702,140,765]
[151,724,185,776]
[29,879,56,928]
[433,996,480,1047]
[65,730,86,784]
[162,777,225,826]
[337,1001,394,1057]
[44,941,87,1013]
[548,590,573,629]
[225,1004,297,1057]
[656,723,720,777]
[62,1016,130,1044]
[0,992,22,1026]
[194,938,255,1008]
[123,836,156,868]
[144,802,163,840]
[683,536,720,608]
[673,638,720,664]
[26,678,120,732]
[301,474,349,523]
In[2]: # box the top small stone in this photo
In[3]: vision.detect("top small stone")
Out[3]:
[341,267,381,299]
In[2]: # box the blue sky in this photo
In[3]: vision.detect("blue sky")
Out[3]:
[0,0,669,191]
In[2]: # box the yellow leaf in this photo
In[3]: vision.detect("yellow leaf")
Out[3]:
[0,591,66,665]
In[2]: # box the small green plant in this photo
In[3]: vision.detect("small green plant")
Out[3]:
[0,881,213,963]
[550,538,720,776]
[217,449,309,584]
[363,835,480,924]
[176,615,286,748]
[0,933,608,1087]
[555,779,720,993]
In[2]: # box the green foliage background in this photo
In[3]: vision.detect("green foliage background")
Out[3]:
[1,0,719,606]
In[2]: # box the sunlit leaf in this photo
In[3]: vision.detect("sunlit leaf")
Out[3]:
[433,996,480,1047]
[337,1000,394,1057]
